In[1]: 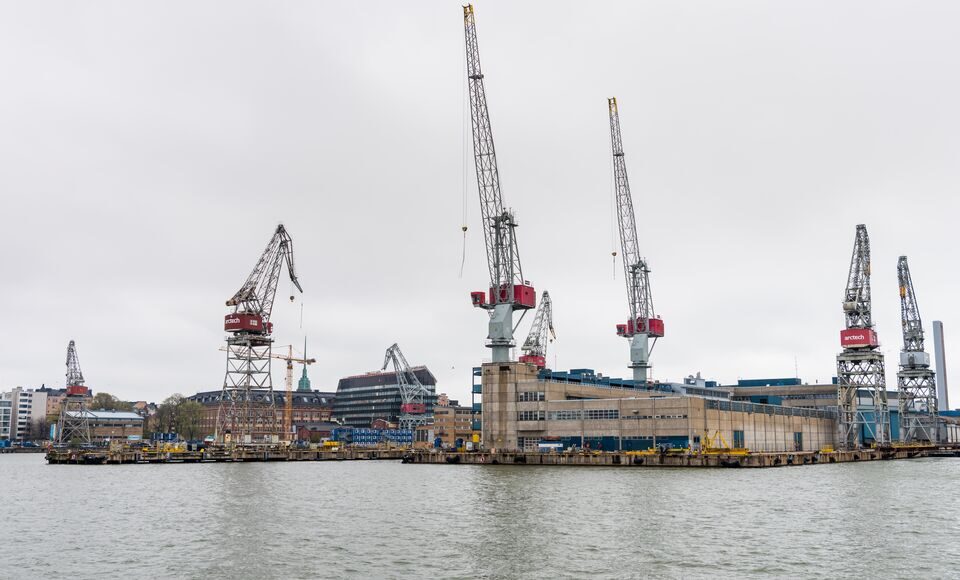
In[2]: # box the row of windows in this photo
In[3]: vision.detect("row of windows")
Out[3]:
[517,410,545,421]
[706,399,835,419]
[547,409,620,421]
[624,414,689,420]
[517,391,546,402]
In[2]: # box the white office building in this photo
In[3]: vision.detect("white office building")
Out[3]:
[0,397,12,440]
[4,388,48,442]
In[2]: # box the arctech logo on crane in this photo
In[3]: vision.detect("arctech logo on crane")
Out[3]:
[840,328,879,348]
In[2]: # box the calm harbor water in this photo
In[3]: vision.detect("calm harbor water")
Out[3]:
[1,454,958,579]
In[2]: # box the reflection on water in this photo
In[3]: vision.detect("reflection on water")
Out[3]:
[0,454,958,579]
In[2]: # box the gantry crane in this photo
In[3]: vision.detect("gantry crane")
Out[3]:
[836,224,889,449]
[608,98,664,385]
[382,344,431,430]
[216,224,302,445]
[219,344,315,441]
[56,340,92,445]
[519,291,556,369]
[463,4,536,363]
[896,256,939,443]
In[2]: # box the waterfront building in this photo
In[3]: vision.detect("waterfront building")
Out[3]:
[3,388,49,442]
[481,365,960,452]
[0,398,11,440]
[189,389,336,438]
[432,398,477,448]
[295,421,340,442]
[61,410,144,443]
[36,386,68,419]
[482,365,836,452]
[333,367,438,428]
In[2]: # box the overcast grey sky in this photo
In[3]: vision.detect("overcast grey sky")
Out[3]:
[1,1,958,407]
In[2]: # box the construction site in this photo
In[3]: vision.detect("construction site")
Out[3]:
[46,4,959,469]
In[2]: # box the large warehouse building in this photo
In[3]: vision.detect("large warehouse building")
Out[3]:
[481,364,837,453]
[479,364,960,452]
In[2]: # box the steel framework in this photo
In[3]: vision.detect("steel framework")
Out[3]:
[896,256,938,443]
[608,97,662,384]
[836,225,890,449]
[382,343,431,430]
[56,340,91,445]
[216,225,302,444]
[463,4,535,363]
[519,290,555,368]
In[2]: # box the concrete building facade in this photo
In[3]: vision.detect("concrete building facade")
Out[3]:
[0,398,11,441]
[3,388,49,442]
[431,399,476,448]
[480,363,836,453]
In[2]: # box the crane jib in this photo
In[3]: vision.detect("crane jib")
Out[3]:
[608,97,661,340]
[463,4,534,313]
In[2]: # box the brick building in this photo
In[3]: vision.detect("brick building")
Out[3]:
[189,389,336,438]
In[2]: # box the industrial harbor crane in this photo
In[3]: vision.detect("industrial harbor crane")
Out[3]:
[382,343,430,430]
[463,4,536,363]
[896,256,939,443]
[216,224,302,444]
[836,224,890,449]
[56,340,92,445]
[607,98,663,385]
[519,290,555,369]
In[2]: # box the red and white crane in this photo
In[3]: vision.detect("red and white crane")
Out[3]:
[216,224,302,444]
[382,343,430,430]
[519,291,555,369]
[56,340,92,445]
[608,98,663,385]
[463,4,536,363]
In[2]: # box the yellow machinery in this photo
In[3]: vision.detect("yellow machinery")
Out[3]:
[701,430,749,456]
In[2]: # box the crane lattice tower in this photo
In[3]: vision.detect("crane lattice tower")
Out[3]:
[836,224,890,449]
[896,256,939,443]
[215,224,302,445]
[56,340,92,445]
